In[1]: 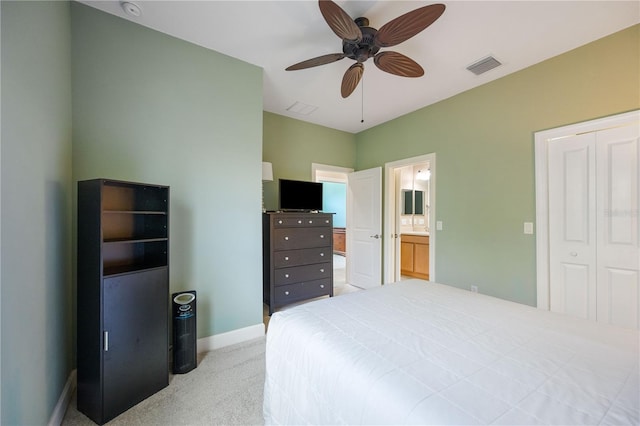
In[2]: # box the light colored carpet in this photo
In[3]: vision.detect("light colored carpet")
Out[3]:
[62,337,266,426]
[65,256,359,425]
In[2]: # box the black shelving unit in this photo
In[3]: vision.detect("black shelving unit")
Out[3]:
[77,179,169,425]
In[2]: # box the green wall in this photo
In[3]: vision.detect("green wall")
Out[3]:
[355,25,640,305]
[71,3,264,338]
[0,3,636,422]
[1,2,73,424]
[262,112,355,211]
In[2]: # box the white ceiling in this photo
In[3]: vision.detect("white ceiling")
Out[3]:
[79,1,639,134]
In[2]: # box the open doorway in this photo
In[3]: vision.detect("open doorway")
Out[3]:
[312,163,359,295]
[384,154,436,283]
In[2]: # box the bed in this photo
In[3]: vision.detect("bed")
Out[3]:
[263,279,639,425]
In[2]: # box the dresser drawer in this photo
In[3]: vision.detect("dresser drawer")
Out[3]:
[274,279,331,305]
[273,228,331,250]
[273,215,332,228]
[274,262,331,286]
[273,247,331,268]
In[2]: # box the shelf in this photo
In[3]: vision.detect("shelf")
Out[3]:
[103,183,168,212]
[77,179,169,424]
[103,210,167,215]
[102,239,167,274]
[104,237,168,244]
[103,263,167,277]
[102,212,167,241]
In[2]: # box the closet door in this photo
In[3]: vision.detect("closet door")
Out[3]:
[596,125,639,329]
[548,133,597,320]
[548,123,639,328]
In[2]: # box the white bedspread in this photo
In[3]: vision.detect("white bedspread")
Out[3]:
[263,280,639,425]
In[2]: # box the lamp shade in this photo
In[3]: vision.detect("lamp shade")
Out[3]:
[262,162,273,182]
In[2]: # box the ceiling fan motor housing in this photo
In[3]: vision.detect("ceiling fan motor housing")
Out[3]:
[342,19,379,63]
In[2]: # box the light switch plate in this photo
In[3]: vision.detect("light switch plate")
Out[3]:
[436,221,443,231]
[524,222,534,234]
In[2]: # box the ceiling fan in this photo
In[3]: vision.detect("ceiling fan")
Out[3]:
[286,0,446,98]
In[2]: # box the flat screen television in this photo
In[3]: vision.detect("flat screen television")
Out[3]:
[279,179,323,212]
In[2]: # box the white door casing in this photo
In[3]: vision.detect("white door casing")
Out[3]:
[384,154,436,283]
[536,110,640,329]
[347,167,382,289]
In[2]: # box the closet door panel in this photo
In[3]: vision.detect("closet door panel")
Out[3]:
[596,125,640,329]
[548,133,597,320]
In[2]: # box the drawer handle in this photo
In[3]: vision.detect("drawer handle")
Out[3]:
[325,220,329,223]
[284,256,289,261]
[298,220,302,224]
[320,268,325,273]
[285,274,290,278]
[320,253,324,257]
[320,235,324,239]
[284,291,290,296]
[278,220,283,224]
[320,284,325,289]
[284,236,289,241]
[309,220,313,224]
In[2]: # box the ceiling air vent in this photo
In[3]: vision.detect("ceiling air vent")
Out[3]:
[286,101,318,116]
[466,56,502,76]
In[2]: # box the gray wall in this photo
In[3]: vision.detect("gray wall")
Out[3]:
[1,2,73,424]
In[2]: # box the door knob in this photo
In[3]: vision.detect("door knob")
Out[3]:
[570,251,577,257]
[370,234,381,239]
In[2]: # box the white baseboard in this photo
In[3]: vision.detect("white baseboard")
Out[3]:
[48,369,76,426]
[197,322,265,353]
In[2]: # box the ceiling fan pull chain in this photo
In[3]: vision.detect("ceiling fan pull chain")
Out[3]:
[361,73,364,124]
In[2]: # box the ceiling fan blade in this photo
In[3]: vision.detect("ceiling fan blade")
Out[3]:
[286,53,346,71]
[319,0,362,43]
[374,51,424,77]
[374,3,445,48]
[341,63,363,98]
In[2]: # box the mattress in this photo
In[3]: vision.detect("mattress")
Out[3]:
[263,279,639,425]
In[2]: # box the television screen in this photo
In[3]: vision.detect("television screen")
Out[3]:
[279,179,323,211]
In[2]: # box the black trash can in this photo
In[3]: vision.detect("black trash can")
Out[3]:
[172,291,197,374]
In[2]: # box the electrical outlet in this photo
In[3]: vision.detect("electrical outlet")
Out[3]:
[471,285,478,293]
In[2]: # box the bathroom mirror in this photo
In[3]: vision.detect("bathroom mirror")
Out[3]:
[402,190,424,215]
[402,189,413,215]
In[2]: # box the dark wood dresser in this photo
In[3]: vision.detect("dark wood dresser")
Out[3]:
[263,212,333,315]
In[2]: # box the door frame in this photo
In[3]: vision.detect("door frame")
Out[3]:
[312,163,354,183]
[384,153,436,284]
[311,162,354,276]
[534,109,640,310]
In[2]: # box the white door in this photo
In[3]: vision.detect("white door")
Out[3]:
[548,122,639,328]
[347,167,382,289]
[548,133,597,320]
[595,125,639,328]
